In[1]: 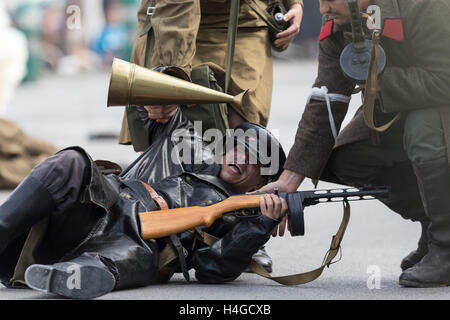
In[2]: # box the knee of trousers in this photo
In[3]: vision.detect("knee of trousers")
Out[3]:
[29,149,90,196]
[403,108,448,165]
[324,144,380,187]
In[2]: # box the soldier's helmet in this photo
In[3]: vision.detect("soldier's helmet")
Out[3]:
[222,122,286,183]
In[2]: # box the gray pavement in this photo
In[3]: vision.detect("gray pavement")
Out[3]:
[1,56,449,300]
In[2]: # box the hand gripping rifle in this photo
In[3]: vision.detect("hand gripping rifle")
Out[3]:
[139,186,389,240]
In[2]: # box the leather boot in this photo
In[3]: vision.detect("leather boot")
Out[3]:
[400,220,429,271]
[25,253,116,299]
[0,176,56,255]
[399,160,450,287]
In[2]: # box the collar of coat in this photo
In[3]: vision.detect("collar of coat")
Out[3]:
[319,0,404,42]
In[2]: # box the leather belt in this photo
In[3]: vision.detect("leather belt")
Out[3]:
[140,180,169,210]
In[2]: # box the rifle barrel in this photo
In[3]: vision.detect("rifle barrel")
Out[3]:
[299,186,389,207]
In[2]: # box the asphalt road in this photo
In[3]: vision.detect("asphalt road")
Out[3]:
[1,55,449,300]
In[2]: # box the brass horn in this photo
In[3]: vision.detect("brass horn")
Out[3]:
[107,58,247,108]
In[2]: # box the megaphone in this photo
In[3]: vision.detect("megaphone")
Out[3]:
[107,58,248,108]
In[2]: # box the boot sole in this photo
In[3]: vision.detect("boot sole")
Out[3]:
[25,263,115,299]
[399,278,449,288]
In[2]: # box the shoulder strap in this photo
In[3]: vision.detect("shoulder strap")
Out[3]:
[169,234,190,282]
[195,201,351,286]
[362,32,402,132]
[225,0,240,93]
[249,201,350,285]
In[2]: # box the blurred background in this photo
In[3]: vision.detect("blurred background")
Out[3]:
[3,0,141,82]
[3,0,321,82]
[0,0,326,188]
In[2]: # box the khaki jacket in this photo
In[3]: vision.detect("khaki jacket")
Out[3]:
[284,0,450,179]
[119,0,302,146]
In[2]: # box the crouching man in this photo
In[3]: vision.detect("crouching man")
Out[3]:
[0,109,287,299]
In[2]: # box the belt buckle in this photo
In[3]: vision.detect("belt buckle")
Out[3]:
[147,6,155,16]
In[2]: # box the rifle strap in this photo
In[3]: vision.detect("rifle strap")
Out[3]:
[362,31,401,132]
[193,201,351,286]
[140,180,169,210]
[248,200,351,285]
[194,227,220,246]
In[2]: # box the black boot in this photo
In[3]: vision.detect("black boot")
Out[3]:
[400,220,429,271]
[25,253,116,299]
[0,176,56,254]
[399,160,450,287]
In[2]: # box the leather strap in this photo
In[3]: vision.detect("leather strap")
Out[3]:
[158,243,178,270]
[194,201,351,286]
[170,234,190,282]
[362,31,401,132]
[140,180,169,210]
[157,238,190,281]
[248,201,351,285]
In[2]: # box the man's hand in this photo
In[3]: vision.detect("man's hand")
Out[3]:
[144,105,178,124]
[273,3,303,51]
[259,169,305,193]
[259,169,305,237]
[259,193,288,222]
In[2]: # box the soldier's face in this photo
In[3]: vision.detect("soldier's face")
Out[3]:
[220,147,266,193]
[319,0,371,25]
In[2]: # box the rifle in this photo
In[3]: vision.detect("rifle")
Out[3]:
[139,186,389,239]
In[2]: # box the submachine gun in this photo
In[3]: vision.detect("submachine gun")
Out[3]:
[139,186,389,239]
[139,186,389,285]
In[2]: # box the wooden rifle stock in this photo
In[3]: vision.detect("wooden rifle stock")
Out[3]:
[139,194,262,240]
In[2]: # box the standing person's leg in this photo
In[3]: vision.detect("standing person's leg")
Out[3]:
[119,0,201,149]
[399,108,450,287]
[194,26,273,127]
[322,138,429,270]
[149,0,200,74]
